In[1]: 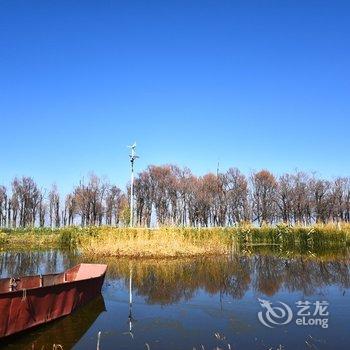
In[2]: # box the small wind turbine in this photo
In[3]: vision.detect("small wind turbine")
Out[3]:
[128,142,139,227]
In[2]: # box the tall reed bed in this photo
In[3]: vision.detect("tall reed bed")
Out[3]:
[1,223,350,257]
[61,226,235,258]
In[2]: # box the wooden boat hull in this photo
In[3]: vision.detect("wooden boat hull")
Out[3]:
[0,263,107,339]
[0,294,106,348]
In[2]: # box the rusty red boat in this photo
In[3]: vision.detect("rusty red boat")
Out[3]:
[0,263,107,339]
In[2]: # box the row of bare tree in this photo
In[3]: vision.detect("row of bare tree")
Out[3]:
[134,165,350,227]
[0,175,128,228]
[1,166,350,228]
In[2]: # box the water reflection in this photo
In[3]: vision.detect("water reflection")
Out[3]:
[0,250,79,278]
[115,256,349,302]
[1,250,350,304]
[0,249,350,349]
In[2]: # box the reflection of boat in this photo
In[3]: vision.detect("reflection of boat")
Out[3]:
[1,294,106,349]
[0,263,107,339]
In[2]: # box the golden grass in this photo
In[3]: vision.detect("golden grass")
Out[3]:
[61,222,350,258]
[0,229,60,250]
[1,222,350,257]
[77,227,233,258]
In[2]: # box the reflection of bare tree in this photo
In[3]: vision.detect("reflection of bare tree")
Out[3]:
[283,258,316,295]
[283,259,350,295]
[108,259,227,302]
[1,251,349,305]
[253,255,284,296]
[103,254,350,303]
[0,250,78,278]
[211,255,252,299]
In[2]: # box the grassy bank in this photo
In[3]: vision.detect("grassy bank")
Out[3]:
[1,223,350,257]
[0,228,61,250]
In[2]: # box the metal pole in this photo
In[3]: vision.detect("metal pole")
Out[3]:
[130,157,134,227]
[128,143,139,228]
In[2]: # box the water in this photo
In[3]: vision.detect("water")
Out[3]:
[0,250,349,349]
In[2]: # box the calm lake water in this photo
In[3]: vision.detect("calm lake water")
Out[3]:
[0,249,349,350]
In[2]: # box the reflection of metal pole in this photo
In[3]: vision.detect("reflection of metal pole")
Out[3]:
[126,267,135,339]
[123,267,135,339]
[128,143,139,227]
[97,331,101,350]
[129,267,133,333]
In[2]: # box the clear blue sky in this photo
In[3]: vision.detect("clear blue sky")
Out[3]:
[1,0,349,194]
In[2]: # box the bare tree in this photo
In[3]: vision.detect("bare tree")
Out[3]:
[11,177,40,227]
[105,185,123,226]
[0,186,7,227]
[310,177,331,223]
[277,173,294,224]
[1,167,349,229]
[291,172,312,225]
[38,191,47,228]
[225,168,249,224]
[251,170,277,225]
[49,185,60,228]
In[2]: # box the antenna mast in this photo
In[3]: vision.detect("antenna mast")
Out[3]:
[128,142,139,227]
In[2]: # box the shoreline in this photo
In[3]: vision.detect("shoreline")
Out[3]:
[1,224,350,258]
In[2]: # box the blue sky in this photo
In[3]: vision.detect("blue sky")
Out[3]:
[1,0,349,194]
